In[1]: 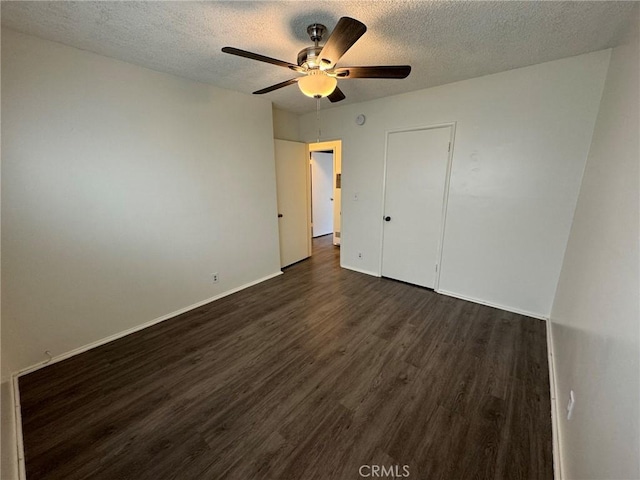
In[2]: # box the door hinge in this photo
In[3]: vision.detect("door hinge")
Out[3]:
[435,264,438,272]
[448,142,451,152]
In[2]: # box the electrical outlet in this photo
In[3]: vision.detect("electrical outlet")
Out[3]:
[212,272,219,284]
[358,252,363,259]
[567,390,575,420]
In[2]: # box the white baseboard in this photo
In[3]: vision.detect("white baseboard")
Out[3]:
[439,288,560,476]
[546,318,563,480]
[12,376,26,480]
[8,270,283,480]
[8,271,560,479]
[1,380,20,480]
[15,271,283,378]
[340,264,381,277]
[436,289,549,320]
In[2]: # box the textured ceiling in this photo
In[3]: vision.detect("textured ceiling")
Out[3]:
[1,1,635,114]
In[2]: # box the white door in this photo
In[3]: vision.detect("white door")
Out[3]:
[332,146,342,246]
[311,152,334,237]
[275,139,310,268]
[381,126,451,288]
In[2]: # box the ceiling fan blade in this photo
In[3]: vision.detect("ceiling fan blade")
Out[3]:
[328,86,346,103]
[331,65,412,79]
[222,47,303,71]
[253,78,299,95]
[318,17,367,68]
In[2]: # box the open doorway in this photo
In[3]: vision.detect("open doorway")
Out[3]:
[308,140,342,248]
[310,150,333,238]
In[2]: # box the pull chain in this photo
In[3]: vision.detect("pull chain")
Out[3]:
[316,96,321,143]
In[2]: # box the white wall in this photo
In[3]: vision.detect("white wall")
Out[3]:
[550,7,639,479]
[1,29,282,374]
[300,51,610,318]
[272,108,300,141]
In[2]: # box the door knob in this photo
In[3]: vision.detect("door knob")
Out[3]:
[384,216,391,222]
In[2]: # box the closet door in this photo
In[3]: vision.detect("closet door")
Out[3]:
[381,126,451,288]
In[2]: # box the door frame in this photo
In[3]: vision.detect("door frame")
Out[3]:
[378,122,456,290]
[308,139,342,247]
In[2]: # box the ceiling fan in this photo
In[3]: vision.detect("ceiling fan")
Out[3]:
[221,17,411,103]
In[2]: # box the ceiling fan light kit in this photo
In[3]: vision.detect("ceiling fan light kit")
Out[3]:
[298,70,337,98]
[222,16,411,103]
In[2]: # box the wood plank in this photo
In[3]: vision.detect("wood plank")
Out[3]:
[19,235,553,479]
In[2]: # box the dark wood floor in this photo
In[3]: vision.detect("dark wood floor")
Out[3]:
[19,235,553,480]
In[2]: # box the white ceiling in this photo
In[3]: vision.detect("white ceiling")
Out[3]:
[1,1,635,114]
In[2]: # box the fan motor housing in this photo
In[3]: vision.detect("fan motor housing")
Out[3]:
[297,46,324,69]
[298,23,329,69]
